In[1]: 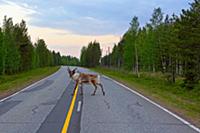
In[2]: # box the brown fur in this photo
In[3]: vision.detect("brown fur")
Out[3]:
[68,67,105,96]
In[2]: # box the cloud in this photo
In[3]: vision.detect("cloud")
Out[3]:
[0,0,37,24]
[2,0,190,35]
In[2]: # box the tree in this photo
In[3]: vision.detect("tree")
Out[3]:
[177,0,200,89]
[158,14,179,83]
[61,56,79,66]
[110,44,118,67]
[32,46,39,68]
[14,20,33,71]
[123,31,134,70]
[149,7,164,72]
[53,52,61,66]
[3,16,20,74]
[0,28,3,74]
[80,46,87,66]
[80,41,101,67]
[123,16,140,77]
[92,41,101,66]
[35,39,49,67]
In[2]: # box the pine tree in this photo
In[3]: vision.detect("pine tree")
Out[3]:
[123,16,140,77]
[14,20,33,71]
[177,0,200,89]
[149,7,164,72]
[3,16,20,74]
[0,28,3,74]
[80,46,87,66]
[35,39,49,67]
[80,41,101,67]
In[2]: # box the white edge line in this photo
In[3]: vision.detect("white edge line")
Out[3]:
[0,67,61,103]
[77,101,82,112]
[102,75,200,133]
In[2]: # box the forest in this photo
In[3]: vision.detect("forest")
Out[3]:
[0,16,79,76]
[80,41,101,67]
[81,0,200,89]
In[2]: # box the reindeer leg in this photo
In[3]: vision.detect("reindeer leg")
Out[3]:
[71,87,76,96]
[98,83,105,96]
[71,82,78,96]
[91,82,97,96]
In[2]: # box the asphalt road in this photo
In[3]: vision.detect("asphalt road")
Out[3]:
[0,66,199,133]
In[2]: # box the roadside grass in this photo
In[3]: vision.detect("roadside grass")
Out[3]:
[0,66,60,99]
[92,67,200,127]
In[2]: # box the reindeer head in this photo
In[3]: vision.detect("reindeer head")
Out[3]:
[67,67,77,78]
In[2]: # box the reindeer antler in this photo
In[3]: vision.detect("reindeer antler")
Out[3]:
[73,68,77,72]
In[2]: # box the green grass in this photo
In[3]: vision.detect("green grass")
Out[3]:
[0,66,60,98]
[92,67,200,127]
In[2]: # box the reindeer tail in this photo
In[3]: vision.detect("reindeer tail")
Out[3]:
[97,75,101,84]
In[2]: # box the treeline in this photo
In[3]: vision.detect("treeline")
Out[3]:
[61,55,79,66]
[101,0,200,89]
[0,16,79,75]
[80,41,101,67]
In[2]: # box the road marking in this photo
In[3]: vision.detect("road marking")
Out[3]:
[77,101,82,112]
[61,83,79,133]
[103,75,200,133]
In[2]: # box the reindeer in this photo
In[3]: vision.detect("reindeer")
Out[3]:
[67,67,105,96]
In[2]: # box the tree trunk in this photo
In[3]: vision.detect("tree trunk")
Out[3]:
[171,57,176,83]
[172,64,176,83]
[153,64,155,73]
[2,41,6,75]
[2,57,5,75]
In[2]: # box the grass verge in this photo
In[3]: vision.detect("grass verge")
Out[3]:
[92,67,200,128]
[0,66,60,99]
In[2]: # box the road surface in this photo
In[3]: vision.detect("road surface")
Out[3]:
[0,66,199,133]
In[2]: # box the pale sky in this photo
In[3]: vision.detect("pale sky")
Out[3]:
[0,0,191,58]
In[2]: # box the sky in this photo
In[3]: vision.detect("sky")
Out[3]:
[0,0,192,58]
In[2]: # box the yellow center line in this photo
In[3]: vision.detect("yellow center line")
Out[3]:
[61,83,79,133]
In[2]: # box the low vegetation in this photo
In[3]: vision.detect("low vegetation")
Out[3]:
[0,66,59,99]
